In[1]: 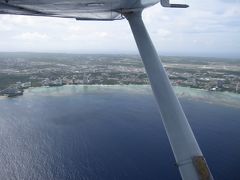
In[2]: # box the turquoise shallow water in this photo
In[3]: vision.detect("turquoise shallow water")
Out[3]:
[24,85,240,108]
[0,85,239,180]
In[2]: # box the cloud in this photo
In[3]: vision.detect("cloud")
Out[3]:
[155,29,171,37]
[218,0,240,3]
[0,24,11,31]
[222,6,240,17]
[0,0,239,57]
[0,15,36,27]
[13,32,49,41]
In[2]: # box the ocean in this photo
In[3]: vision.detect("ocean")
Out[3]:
[0,85,239,180]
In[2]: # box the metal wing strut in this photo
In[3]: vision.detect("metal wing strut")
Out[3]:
[124,10,213,180]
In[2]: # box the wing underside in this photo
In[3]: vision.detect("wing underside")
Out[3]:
[0,0,159,20]
[0,0,124,20]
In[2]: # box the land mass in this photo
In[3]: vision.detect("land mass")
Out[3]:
[0,52,239,96]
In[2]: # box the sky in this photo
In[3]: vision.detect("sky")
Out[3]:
[0,0,239,58]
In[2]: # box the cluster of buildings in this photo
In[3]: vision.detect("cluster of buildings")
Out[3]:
[168,70,240,93]
[40,71,149,87]
[37,69,240,94]
[41,74,90,86]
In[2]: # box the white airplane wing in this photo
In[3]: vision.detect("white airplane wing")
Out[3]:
[0,0,159,20]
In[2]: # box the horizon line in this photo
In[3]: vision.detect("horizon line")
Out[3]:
[0,51,239,59]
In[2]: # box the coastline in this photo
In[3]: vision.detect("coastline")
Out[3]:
[15,84,240,109]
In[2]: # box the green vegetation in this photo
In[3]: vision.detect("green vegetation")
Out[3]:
[0,74,29,89]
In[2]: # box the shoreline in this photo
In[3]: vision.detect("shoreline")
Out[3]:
[1,84,240,109]
[18,84,240,109]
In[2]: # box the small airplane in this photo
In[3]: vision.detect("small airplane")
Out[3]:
[0,0,213,179]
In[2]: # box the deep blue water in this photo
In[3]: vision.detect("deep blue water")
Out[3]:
[0,85,239,180]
